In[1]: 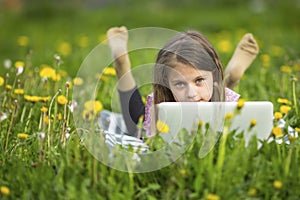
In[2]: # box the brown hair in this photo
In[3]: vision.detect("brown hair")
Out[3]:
[153,30,225,104]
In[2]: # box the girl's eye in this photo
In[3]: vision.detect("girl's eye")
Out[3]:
[196,78,205,85]
[174,82,185,88]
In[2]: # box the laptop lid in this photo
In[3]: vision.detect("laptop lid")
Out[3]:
[156,101,274,146]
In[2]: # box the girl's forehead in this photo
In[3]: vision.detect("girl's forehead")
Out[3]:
[169,62,211,76]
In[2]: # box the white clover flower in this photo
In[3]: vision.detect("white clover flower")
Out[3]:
[16,67,24,76]
[0,112,8,122]
[68,101,78,113]
[4,59,12,69]
[37,132,46,139]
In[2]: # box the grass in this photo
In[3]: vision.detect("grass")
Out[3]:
[0,0,300,199]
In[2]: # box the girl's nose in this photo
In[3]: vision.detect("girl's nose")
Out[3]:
[187,84,198,99]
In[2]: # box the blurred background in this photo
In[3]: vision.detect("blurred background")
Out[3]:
[0,0,299,77]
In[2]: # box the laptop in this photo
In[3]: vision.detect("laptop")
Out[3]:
[156,101,274,146]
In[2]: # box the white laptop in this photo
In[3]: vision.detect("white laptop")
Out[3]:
[156,101,274,146]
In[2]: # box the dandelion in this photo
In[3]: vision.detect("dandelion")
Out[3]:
[217,39,232,53]
[17,133,29,139]
[156,120,169,133]
[250,119,257,127]
[57,42,72,56]
[280,65,292,73]
[280,105,291,114]
[57,113,62,120]
[206,193,220,200]
[14,88,24,95]
[98,34,107,44]
[39,65,56,79]
[277,98,291,105]
[260,54,270,68]
[44,116,49,124]
[0,186,10,196]
[40,96,51,102]
[0,76,4,86]
[24,95,40,103]
[57,95,68,105]
[82,109,94,121]
[198,120,203,127]
[102,67,116,76]
[272,127,283,138]
[274,112,283,120]
[73,77,84,86]
[248,188,257,196]
[295,127,300,132]
[6,84,12,90]
[273,180,283,189]
[15,61,24,68]
[17,35,29,46]
[77,35,89,47]
[225,113,234,119]
[41,106,48,113]
[237,98,245,109]
[84,100,103,114]
[52,73,61,82]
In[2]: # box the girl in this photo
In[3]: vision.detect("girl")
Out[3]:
[104,26,259,137]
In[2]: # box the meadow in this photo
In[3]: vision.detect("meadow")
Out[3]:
[0,1,300,199]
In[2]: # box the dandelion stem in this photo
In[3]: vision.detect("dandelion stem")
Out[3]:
[47,89,61,151]
[291,75,298,115]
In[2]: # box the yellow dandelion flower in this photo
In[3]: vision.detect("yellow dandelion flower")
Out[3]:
[250,119,257,127]
[272,127,283,138]
[156,120,169,133]
[44,116,49,124]
[217,39,232,53]
[0,76,4,86]
[206,193,220,200]
[274,112,283,120]
[57,42,72,56]
[295,127,300,132]
[102,67,116,76]
[51,73,61,82]
[277,98,291,105]
[39,65,56,78]
[41,106,48,113]
[280,65,292,73]
[24,95,40,103]
[248,188,257,196]
[280,105,291,114]
[98,34,107,44]
[17,35,29,46]
[84,100,103,114]
[293,64,300,71]
[57,95,68,105]
[73,77,84,86]
[57,113,62,120]
[82,109,95,121]
[198,120,203,127]
[288,135,297,142]
[17,133,28,139]
[6,84,12,90]
[77,36,89,47]
[273,180,283,189]
[260,54,270,68]
[237,99,245,109]
[225,113,234,119]
[179,169,187,176]
[0,186,10,196]
[15,61,24,68]
[40,96,51,102]
[14,88,24,95]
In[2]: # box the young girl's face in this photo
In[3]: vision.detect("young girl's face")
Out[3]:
[167,63,213,102]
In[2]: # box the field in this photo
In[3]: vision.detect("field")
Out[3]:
[0,1,300,199]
